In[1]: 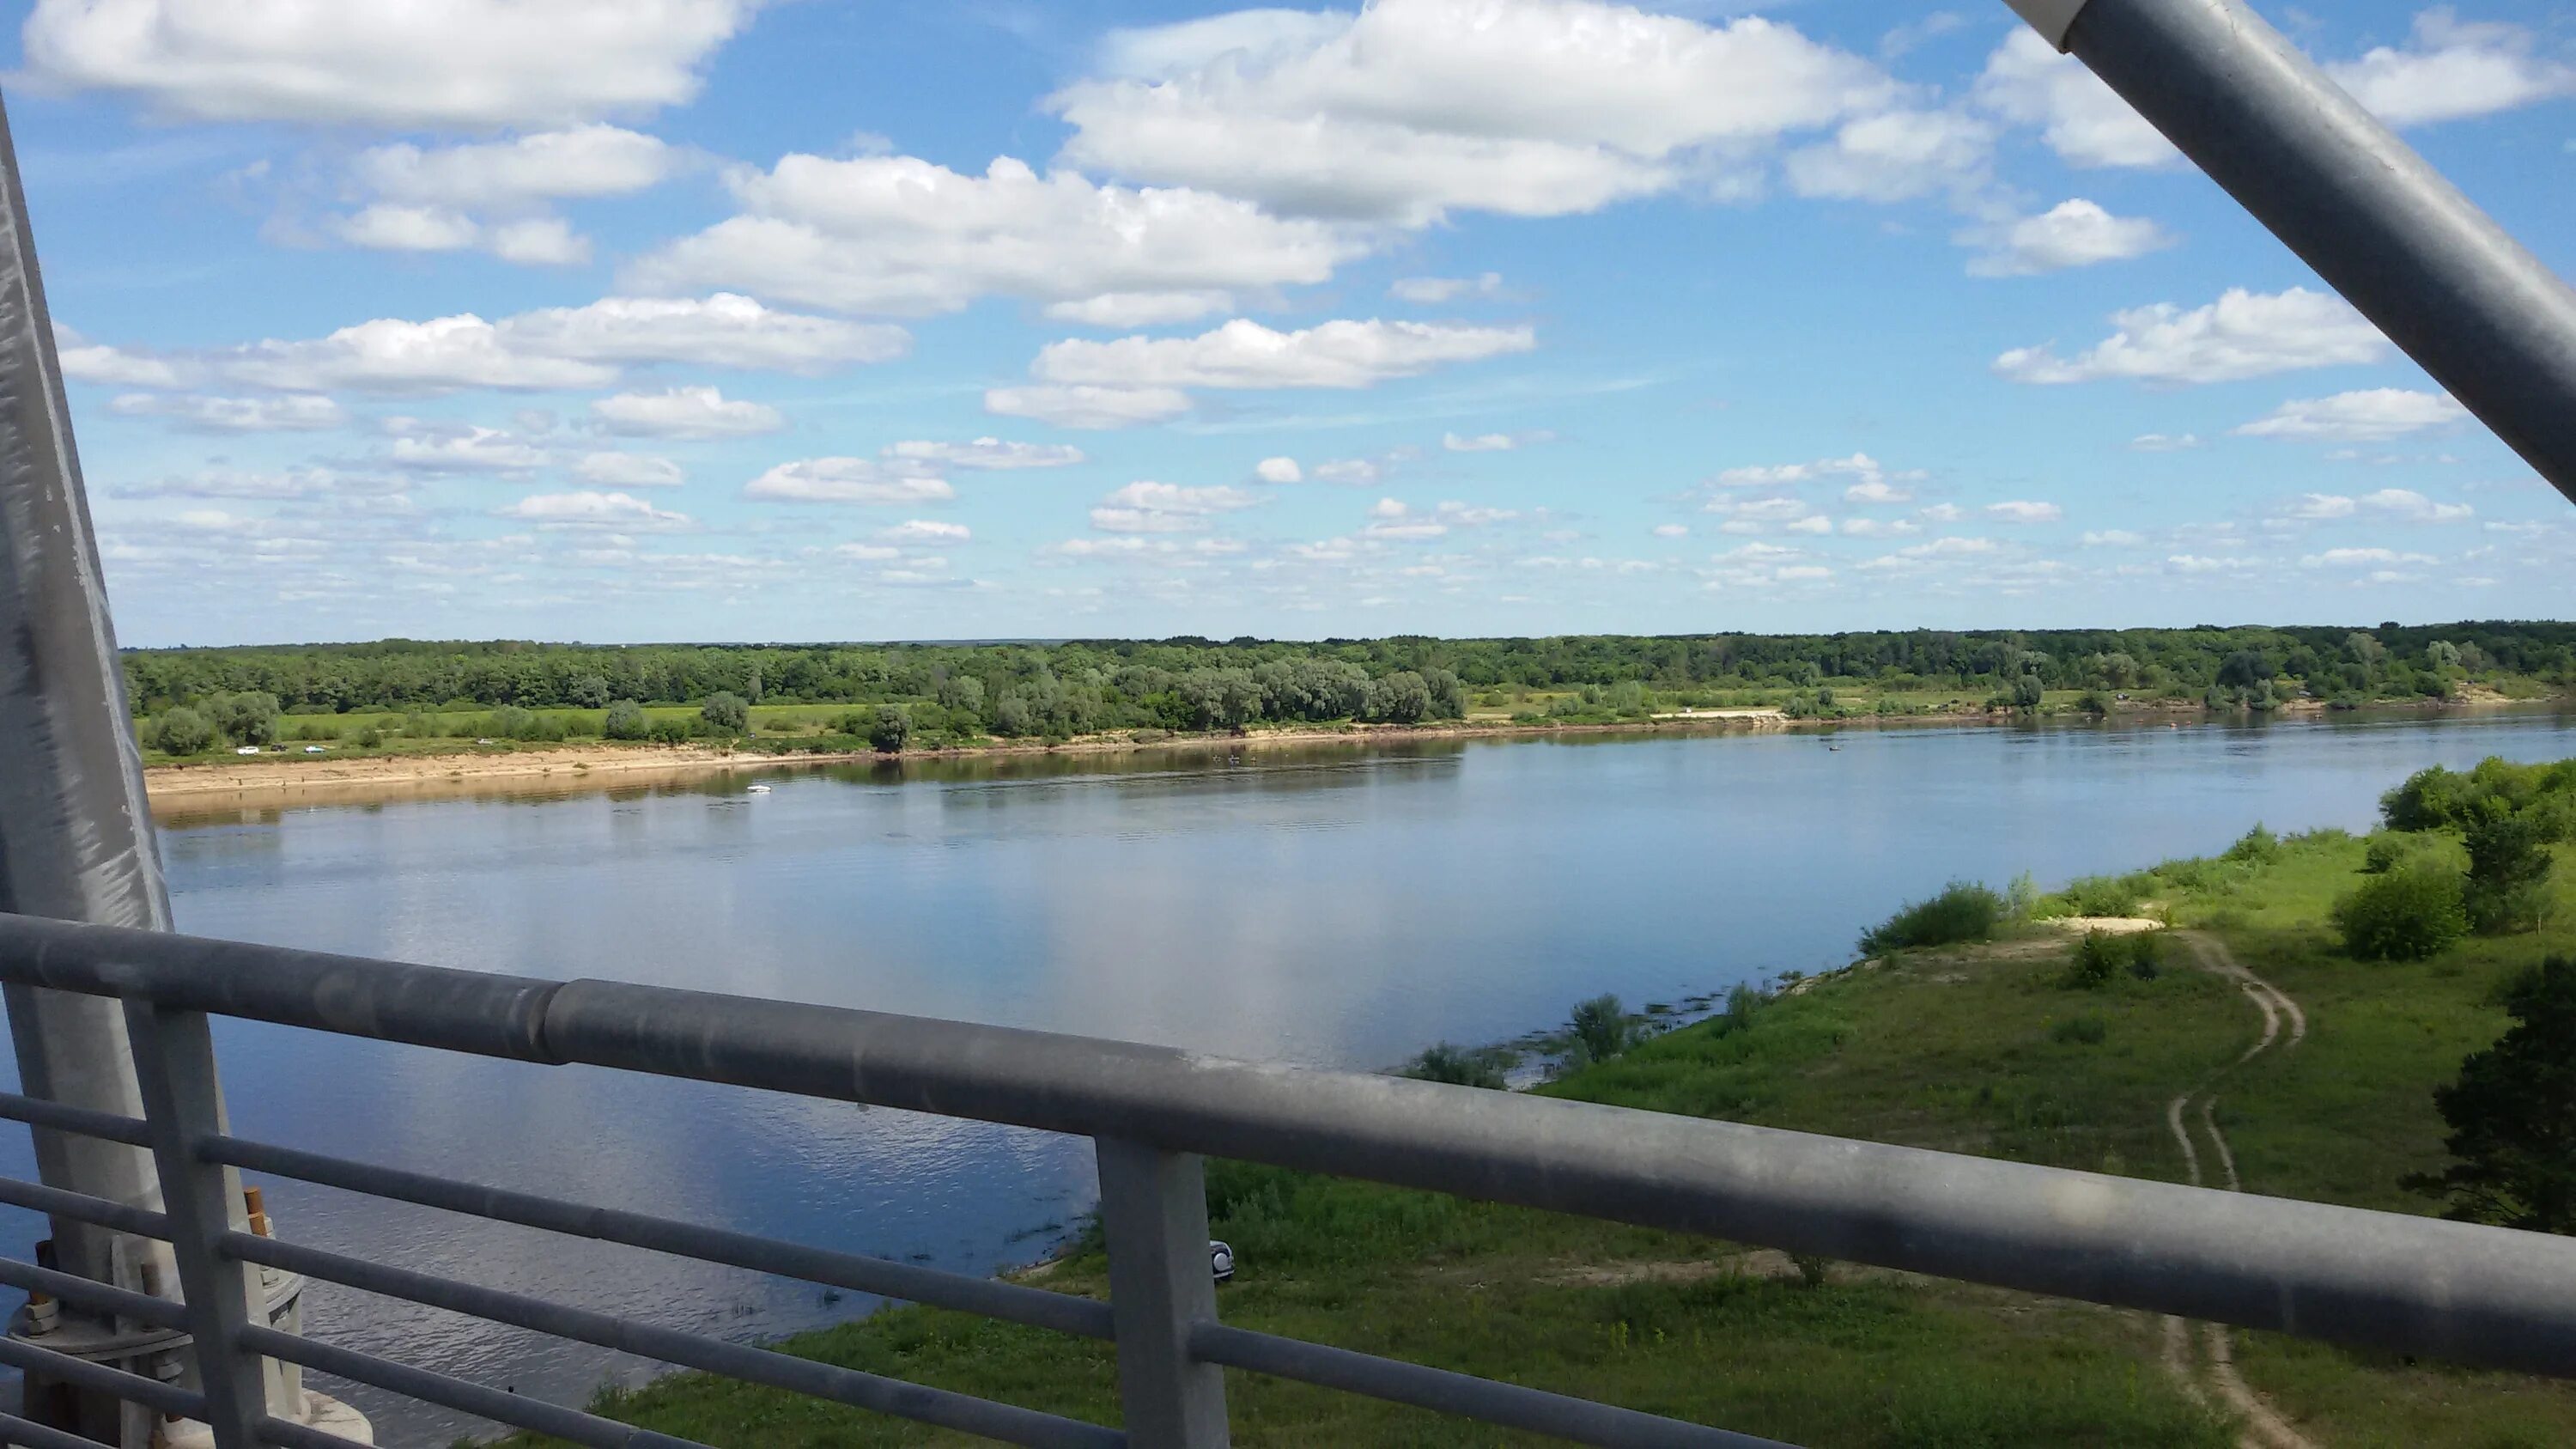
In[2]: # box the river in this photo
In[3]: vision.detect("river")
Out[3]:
[9,708,2576,1444]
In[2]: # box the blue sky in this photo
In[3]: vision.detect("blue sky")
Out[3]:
[7,0,2573,648]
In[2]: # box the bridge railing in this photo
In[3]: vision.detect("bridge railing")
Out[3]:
[3,909,2575,1449]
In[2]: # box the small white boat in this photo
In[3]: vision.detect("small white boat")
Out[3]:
[746,783,773,795]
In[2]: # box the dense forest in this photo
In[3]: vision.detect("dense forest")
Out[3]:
[121,624,2574,753]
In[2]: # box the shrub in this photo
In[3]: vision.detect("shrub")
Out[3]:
[2051,1014,2109,1046]
[1567,995,1632,1063]
[149,707,215,755]
[210,691,280,746]
[2062,931,2120,989]
[2361,832,2421,874]
[1857,881,2004,955]
[2056,874,2145,918]
[1403,1044,1506,1090]
[2127,931,2163,980]
[2334,865,2469,961]
[602,700,650,740]
[869,708,912,754]
[2223,823,2280,864]
[646,717,694,746]
[355,727,383,749]
[699,692,750,734]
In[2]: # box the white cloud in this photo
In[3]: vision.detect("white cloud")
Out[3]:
[2081,529,2145,546]
[1652,523,1689,538]
[2129,432,2202,452]
[2325,11,2576,127]
[590,385,783,437]
[879,520,972,544]
[1313,458,1382,485]
[112,466,400,501]
[126,297,890,401]
[484,216,592,266]
[1444,430,1544,453]
[2360,487,2473,523]
[1392,271,1503,304]
[574,452,684,488]
[744,459,957,504]
[1042,290,1237,328]
[1985,499,2063,523]
[984,384,1194,429]
[353,125,678,209]
[107,392,342,431]
[54,326,185,387]
[2166,554,2254,574]
[1091,479,1263,533]
[2285,492,2360,520]
[1052,0,1897,225]
[632,154,1358,316]
[1918,502,1965,522]
[1966,198,2172,277]
[1974,29,2176,168]
[495,490,691,530]
[1838,516,1920,537]
[2303,546,2439,569]
[383,419,549,472]
[333,203,483,252]
[1032,318,1535,391]
[498,293,908,373]
[1995,287,2387,386]
[886,438,1086,470]
[2234,388,2466,442]
[1716,451,1889,489]
[1844,478,1914,504]
[1784,108,1992,203]
[22,0,754,127]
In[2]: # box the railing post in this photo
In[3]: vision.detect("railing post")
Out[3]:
[1096,1138,1228,1448]
[124,999,266,1448]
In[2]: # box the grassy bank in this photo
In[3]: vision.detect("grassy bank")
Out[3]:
[481,788,2576,1447]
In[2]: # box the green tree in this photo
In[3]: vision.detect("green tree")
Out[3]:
[210,691,281,746]
[568,674,612,709]
[1404,1044,1505,1089]
[149,707,215,755]
[1567,995,1632,1063]
[1364,671,1434,724]
[602,700,650,740]
[699,691,749,733]
[869,708,912,754]
[2464,804,2554,935]
[2404,958,2576,1232]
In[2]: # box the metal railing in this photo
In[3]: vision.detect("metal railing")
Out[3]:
[5,912,2576,1447]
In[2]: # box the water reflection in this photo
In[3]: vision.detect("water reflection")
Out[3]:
[11,709,2576,1444]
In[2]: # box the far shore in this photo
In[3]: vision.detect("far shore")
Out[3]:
[140,692,2553,816]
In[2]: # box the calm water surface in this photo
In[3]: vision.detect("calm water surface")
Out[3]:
[11,709,2576,1443]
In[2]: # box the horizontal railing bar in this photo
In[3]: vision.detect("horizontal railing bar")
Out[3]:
[0,1408,118,1449]
[12,912,2576,1380]
[0,1329,206,1419]
[228,1233,1126,1449]
[240,1324,711,1449]
[204,1132,1115,1342]
[1190,1322,1783,1448]
[0,1088,153,1147]
[0,1172,173,1239]
[0,1254,188,1329]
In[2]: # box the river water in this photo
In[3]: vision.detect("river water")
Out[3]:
[9,709,2576,1443]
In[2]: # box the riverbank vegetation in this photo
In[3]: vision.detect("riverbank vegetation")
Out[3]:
[481,755,2576,1447]
[131,623,2573,764]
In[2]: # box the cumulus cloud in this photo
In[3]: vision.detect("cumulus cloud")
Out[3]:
[2129,433,2202,452]
[1783,108,1993,203]
[205,294,899,396]
[1253,456,1304,484]
[631,154,1358,317]
[22,0,755,127]
[1844,478,1915,505]
[1090,479,1264,533]
[590,386,783,437]
[744,459,957,504]
[1985,500,2063,523]
[1392,271,1503,304]
[1313,458,1382,485]
[1995,287,2387,385]
[1975,29,2174,167]
[879,519,972,543]
[495,490,691,530]
[574,452,685,488]
[1050,0,1897,225]
[2326,10,2576,126]
[886,438,1086,470]
[1042,290,1237,328]
[1966,199,2172,277]
[2234,388,2467,442]
[2081,529,2146,546]
[984,384,1194,429]
[353,125,679,210]
[382,418,549,472]
[1032,317,1534,391]
[1443,429,1551,452]
[54,326,186,387]
[2303,546,2439,569]
[108,392,342,431]
[2359,487,2473,522]
[1653,523,1690,538]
